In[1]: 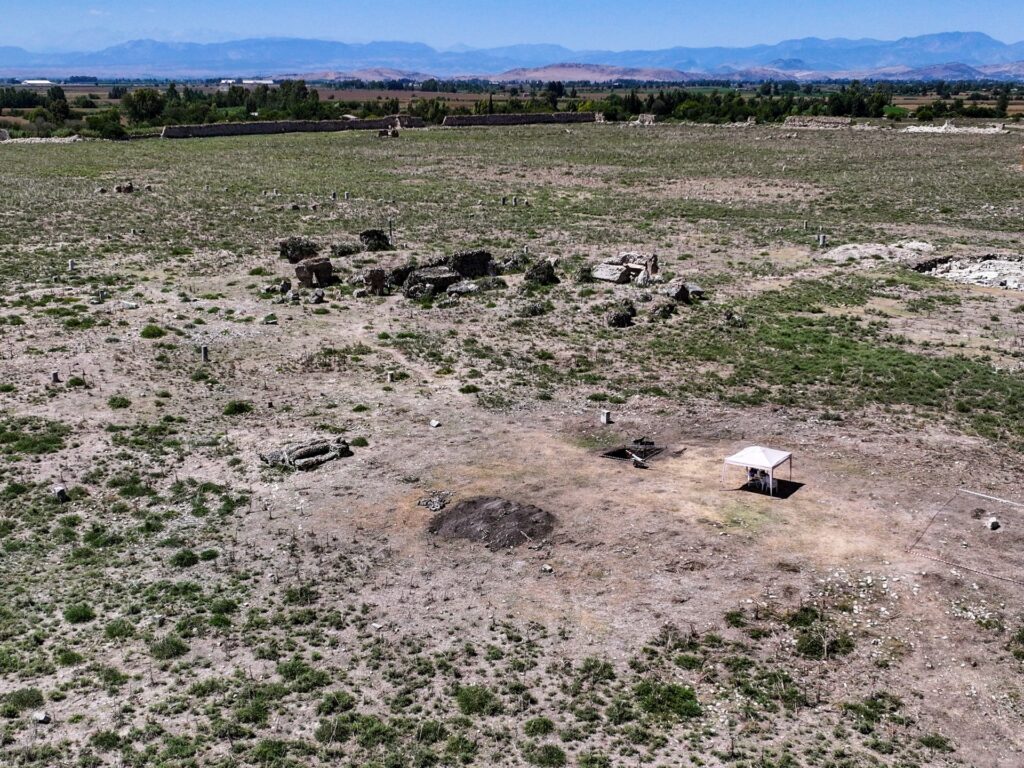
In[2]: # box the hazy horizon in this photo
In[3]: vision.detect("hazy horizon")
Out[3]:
[3,0,1024,53]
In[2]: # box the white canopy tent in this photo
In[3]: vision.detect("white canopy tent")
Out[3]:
[722,446,793,497]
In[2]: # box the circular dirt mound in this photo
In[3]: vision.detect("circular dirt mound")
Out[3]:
[428,496,555,551]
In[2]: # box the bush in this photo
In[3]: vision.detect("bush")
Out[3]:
[578,753,612,768]
[315,716,353,744]
[140,324,166,339]
[455,684,502,716]
[2,687,44,716]
[105,619,135,639]
[920,733,954,752]
[795,628,855,659]
[279,236,319,263]
[634,680,701,720]
[318,690,356,715]
[64,603,96,624]
[524,743,566,767]
[91,730,122,750]
[107,395,131,409]
[223,400,253,415]
[170,549,199,568]
[150,634,189,660]
[524,716,555,737]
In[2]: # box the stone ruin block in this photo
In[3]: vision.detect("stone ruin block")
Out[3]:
[447,249,494,278]
[294,257,334,288]
[593,263,632,284]
[524,259,559,286]
[663,278,691,303]
[364,268,388,296]
[403,267,462,299]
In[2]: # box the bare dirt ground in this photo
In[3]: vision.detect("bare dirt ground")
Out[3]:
[1,124,1024,768]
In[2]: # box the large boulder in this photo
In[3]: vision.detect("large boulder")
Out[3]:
[448,249,494,278]
[359,229,392,252]
[593,263,632,283]
[364,268,388,296]
[524,259,559,286]
[606,300,637,328]
[294,257,334,288]
[403,267,462,299]
[279,237,320,264]
[663,278,691,303]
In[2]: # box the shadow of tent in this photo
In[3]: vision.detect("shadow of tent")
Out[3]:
[738,479,805,499]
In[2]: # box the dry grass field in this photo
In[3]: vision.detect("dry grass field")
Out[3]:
[1,122,1024,768]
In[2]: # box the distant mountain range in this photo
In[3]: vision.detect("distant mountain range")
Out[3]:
[3,32,1024,81]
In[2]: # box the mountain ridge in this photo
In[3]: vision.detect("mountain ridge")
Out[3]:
[2,32,1024,80]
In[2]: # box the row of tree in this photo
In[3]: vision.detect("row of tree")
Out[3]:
[3,79,1020,137]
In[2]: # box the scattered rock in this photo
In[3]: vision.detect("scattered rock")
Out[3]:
[606,300,637,328]
[0,128,9,142]
[428,496,556,551]
[310,288,326,304]
[32,711,51,725]
[52,485,70,504]
[447,280,480,296]
[648,301,677,321]
[500,251,531,273]
[987,518,1002,531]
[259,437,352,471]
[476,276,508,292]
[94,186,107,194]
[114,181,134,193]
[417,490,453,512]
[575,265,594,283]
[524,259,559,286]
[429,419,442,428]
[403,267,462,299]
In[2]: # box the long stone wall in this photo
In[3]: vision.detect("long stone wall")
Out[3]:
[441,112,596,128]
[161,115,425,139]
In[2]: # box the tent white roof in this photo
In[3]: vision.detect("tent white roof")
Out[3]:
[723,446,792,471]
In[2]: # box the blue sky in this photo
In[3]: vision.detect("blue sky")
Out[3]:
[4,0,1024,52]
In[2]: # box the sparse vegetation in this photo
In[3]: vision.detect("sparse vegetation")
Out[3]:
[0,118,1012,767]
